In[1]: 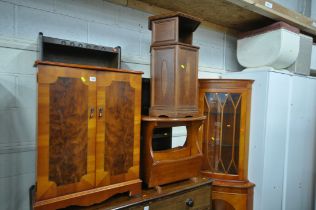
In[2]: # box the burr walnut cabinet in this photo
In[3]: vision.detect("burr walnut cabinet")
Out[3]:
[199,79,255,210]
[149,12,201,118]
[34,61,142,210]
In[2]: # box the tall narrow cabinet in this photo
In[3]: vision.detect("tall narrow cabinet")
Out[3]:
[149,12,201,117]
[34,61,142,210]
[199,79,254,210]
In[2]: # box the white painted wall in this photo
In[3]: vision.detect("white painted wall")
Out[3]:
[274,0,311,16]
[223,70,316,210]
[0,0,241,209]
[312,0,316,20]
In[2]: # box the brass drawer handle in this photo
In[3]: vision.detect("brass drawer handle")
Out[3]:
[98,108,103,118]
[89,108,95,118]
[185,198,194,207]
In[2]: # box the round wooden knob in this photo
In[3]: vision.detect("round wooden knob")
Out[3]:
[185,198,194,207]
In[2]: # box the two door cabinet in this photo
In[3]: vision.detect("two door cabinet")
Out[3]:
[34,61,142,210]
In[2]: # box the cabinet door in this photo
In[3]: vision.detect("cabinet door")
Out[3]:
[200,87,250,181]
[151,46,176,108]
[36,65,96,201]
[176,45,198,110]
[96,71,141,187]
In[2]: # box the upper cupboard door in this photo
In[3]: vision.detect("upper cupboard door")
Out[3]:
[176,45,198,109]
[202,92,244,178]
[96,71,141,187]
[199,80,253,181]
[36,65,96,201]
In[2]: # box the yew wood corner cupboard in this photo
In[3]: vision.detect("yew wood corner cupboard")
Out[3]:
[34,61,142,210]
[199,79,255,210]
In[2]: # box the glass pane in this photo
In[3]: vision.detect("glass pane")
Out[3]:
[151,126,187,151]
[204,92,241,175]
[171,126,187,148]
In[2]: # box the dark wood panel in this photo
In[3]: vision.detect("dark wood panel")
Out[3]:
[141,78,172,151]
[49,77,88,186]
[176,45,198,108]
[147,185,210,210]
[151,46,175,108]
[39,34,121,68]
[104,81,135,175]
[150,45,199,117]
[149,13,200,117]
[60,177,212,210]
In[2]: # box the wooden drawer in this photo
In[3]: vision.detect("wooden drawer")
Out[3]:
[62,177,212,210]
[129,185,211,210]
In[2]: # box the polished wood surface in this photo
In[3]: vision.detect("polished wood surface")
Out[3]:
[34,180,141,210]
[35,62,142,209]
[149,13,200,118]
[199,79,253,181]
[36,65,96,201]
[149,44,199,117]
[212,180,254,210]
[142,115,206,122]
[149,12,201,46]
[141,116,206,187]
[141,78,173,151]
[61,177,212,210]
[198,79,254,210]
[104,81,135,175]
[35,61,143,74]
[49,77,89,186]
[96,71,141,188]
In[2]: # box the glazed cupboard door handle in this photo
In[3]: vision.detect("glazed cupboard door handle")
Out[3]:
[185,198,194,207]
[89,108,95,118]
[98,108,103,118]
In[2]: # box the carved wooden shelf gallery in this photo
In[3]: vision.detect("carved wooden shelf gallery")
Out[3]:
[33,61,142,210]
[199,79,255,210]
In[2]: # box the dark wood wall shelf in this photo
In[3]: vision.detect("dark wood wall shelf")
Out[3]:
[38,33,121,68]
[108,0,316,40]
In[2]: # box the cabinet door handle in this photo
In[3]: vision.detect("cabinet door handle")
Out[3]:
[185,198,194,207]
[98,108,103,118]
[89,108,95,118]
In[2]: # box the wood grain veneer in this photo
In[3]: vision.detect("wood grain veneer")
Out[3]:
[199,79,254,210]
[34,61,142,210]
[141,116,206,188]
[49,77,89,186]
